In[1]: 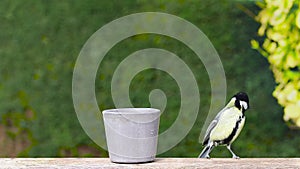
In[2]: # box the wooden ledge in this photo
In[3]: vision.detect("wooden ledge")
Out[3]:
[1,158,300,168]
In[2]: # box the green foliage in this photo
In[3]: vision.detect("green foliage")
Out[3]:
[1,0,300,158]
[252,0,300,127]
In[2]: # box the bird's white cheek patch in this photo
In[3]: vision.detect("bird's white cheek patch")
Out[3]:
[240,101,248,110]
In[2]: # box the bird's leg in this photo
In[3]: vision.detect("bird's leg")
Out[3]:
[204,146,214,158]
[205,142,216,158]
[208,143,215,154]
[226,144,239,159]
[199,142,214,158]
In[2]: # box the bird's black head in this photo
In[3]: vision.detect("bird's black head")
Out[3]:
[233,92,249,112]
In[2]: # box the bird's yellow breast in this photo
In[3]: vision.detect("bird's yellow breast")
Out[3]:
[209,107,245,143]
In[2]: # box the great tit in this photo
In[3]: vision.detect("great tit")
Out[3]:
[198,92,249,159]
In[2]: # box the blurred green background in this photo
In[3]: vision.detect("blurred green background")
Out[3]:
[1,0,299,157]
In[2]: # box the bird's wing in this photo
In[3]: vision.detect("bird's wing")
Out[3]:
[202,106,229,145]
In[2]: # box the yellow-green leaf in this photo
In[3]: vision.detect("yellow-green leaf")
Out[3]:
[284,103,300,119]
[296,11,300,29]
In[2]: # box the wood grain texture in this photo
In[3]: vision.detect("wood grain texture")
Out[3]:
[1,158,300,169]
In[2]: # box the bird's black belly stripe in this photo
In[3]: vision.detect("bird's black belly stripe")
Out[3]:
[216,116,243,145]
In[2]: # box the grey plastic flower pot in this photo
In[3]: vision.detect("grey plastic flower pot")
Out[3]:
[102,108,161,163]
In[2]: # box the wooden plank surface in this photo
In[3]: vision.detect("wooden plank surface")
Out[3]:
[0,158,299,169]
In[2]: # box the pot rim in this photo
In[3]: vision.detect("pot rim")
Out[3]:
[102,108,160,115]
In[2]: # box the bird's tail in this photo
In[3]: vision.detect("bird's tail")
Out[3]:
[198,145,213,158]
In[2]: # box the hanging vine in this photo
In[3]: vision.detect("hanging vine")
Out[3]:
[252,0,300,127]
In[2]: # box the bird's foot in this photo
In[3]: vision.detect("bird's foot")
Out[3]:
[232,155,240,159]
